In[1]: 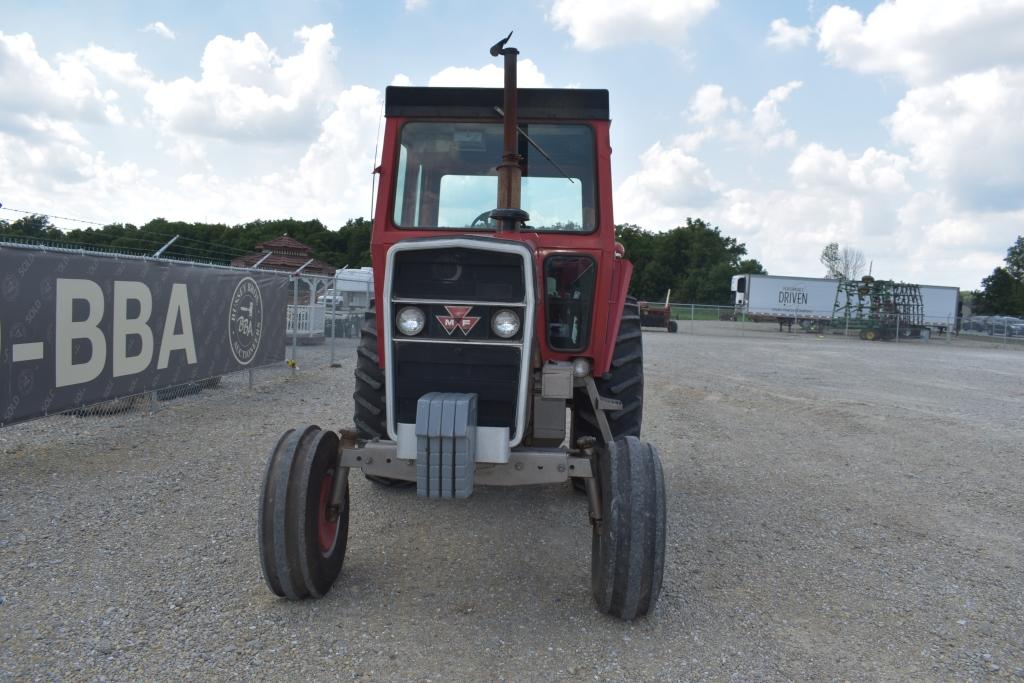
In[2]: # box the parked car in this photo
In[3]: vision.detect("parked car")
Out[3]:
[961,316,988,333]
[986,316,1024,336]
[316,290,344,307]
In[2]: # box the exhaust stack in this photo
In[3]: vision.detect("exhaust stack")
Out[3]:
[489,31,529,233]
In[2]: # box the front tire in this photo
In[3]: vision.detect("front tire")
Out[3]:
[591,436,666,620]
[259,425,348,599]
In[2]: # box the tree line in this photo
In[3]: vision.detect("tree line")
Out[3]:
[2,214,765,305]
[0,214,373,270]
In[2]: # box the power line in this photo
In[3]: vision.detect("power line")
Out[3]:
[0,205,107,226]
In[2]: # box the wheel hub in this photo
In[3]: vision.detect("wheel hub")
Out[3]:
[317,471,339,555]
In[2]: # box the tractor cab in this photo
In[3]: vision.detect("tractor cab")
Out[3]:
[258,35,667,621]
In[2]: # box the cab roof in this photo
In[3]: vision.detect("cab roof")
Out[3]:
[384,86,609,121]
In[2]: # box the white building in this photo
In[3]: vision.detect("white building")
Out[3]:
[331,267,374,308]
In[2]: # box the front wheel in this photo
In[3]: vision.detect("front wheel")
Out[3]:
[259,425,349,599]
[591,436,666,620]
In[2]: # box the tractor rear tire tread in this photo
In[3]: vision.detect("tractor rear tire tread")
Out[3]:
[354,304,415,488]
[574,296,644,441]
[354,305,388,440]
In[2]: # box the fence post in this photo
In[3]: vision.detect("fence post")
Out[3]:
[690,303,694,334]
[291,276,299,377]
[896,314,900,343]
[329,278,337,366]
[248,368,254,390]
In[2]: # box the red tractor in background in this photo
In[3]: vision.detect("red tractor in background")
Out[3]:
[639,290,678,333]
[258,34,666,620]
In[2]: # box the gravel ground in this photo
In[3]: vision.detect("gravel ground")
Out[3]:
[2,326,1023,681]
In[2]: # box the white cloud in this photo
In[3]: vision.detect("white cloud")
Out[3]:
[789,143,910,193]
[0,25,383,230]
[766,18,812,49]
[816,0,1024,85]
[688,84,740,123]
[751,80,803,148]
[0,30,123,127]
[143,21,176,40]
[616,141,724,228]
[547,0,718,50]
[427,59,547,88]
[888,67,1024,211]
[144,23,337,141]
[680,82,802,151]
[65,45,153,89]
[404,0,428,10]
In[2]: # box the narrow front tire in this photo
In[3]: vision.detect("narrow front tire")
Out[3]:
[259,425,348,599]
[591,436,666,620]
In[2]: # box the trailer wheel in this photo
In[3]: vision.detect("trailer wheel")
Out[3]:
[353,304,413,488]
[591,436,666,620]
[864,328,878,342]
[259,425,348,599]
[574,296,644,442]
[667,319,678,333]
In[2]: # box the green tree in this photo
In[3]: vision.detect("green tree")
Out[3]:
[0,214,63,240]
[2,214,373,269]
[616,218,765,304]
[976,235,1024,315]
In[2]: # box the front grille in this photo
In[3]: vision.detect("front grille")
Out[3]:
[387,240,532,444]
[392,248,525,302]
[393,343,520,431]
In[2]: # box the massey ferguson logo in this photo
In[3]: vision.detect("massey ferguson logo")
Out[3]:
[436,305,481,336]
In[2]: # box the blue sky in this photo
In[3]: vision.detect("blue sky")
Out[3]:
[2,1,1022,290]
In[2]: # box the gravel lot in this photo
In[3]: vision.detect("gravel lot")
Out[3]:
[2,326,1023,681]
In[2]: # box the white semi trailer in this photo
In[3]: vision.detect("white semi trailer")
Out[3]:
[731,274,960,334]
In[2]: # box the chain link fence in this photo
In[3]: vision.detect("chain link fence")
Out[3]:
[658,303,1023,348]
[0,238,370,445]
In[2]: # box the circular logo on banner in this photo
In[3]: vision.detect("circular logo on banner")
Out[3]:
[2,273,18,302]
[228,277,264,365]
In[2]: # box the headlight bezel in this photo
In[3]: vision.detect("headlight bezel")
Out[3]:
[396,306,426,336]
[491,308,521,339]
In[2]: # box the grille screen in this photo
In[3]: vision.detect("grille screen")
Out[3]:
[392,248,525,302]
[393,343,520,432]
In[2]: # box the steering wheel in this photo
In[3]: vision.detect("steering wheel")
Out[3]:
[470,210,493,228]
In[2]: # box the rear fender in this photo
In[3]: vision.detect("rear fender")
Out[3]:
[594,257,633,377]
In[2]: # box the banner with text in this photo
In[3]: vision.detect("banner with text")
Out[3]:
[1,245,289,427]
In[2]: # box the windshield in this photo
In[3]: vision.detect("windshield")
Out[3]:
[393,122,596,232]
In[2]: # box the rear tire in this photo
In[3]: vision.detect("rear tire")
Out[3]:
[667,319,678,333]
[591,436,666,620]
[259,425,348,599]
[574,296,643,442]
[353,304,414,488]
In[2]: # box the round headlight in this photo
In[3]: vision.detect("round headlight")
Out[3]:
[572,357,591,378]
[396,306,425,336]
[491,309,520,339]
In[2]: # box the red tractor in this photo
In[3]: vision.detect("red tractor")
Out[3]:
[258,35,666,620]
[639,290,678,332]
